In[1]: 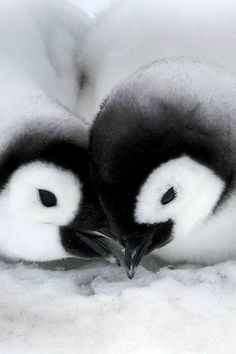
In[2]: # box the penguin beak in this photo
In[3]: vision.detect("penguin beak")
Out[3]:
[75,231,111,258]
[124,237,152,279]
[75,230,121,265]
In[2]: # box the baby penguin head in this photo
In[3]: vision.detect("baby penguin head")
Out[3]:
[90,60,235,278]
[0,118,108,261]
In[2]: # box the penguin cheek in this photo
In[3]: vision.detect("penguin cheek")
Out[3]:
[147,219,174,254]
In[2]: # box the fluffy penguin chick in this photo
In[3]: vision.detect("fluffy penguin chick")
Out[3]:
[87,0,236,277]
[0,0,109,261]
[90,61,236,278]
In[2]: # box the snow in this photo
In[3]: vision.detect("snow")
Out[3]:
[0,258,236,354]
[1,1,236,354]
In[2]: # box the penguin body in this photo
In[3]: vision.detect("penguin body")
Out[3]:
[0,0,109,261]
[0,0,91,115]
[79,0,236,121]
[87,1,236,277]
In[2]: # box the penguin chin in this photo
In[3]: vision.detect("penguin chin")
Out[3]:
[0,217,68,261]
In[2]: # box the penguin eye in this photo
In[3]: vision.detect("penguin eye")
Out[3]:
[161,187,176,205]
[38,189,57,207]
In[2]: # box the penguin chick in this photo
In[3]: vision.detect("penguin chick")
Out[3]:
[0,0,110,261]
[90,60,236,278]
[80,0,236,277]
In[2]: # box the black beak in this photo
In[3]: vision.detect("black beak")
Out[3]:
[75,231,111,258]
[75,231,121,265]
[124,237,152,279]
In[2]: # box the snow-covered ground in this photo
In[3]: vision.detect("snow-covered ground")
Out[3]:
[1,1,236,354]
[1,258,236,354]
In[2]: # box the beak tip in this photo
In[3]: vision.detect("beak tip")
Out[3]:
[124,238,150,279]
[106,255,121,266]
[125,265,137,280]
[127,272,134,280]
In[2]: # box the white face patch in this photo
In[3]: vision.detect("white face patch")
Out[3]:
[0,217,68,261]
[135,156,225,240]
[5,161,82,226]
[0,161,82,261]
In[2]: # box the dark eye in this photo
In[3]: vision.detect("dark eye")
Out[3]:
[38,189,57,207]
[161,187,176,205]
